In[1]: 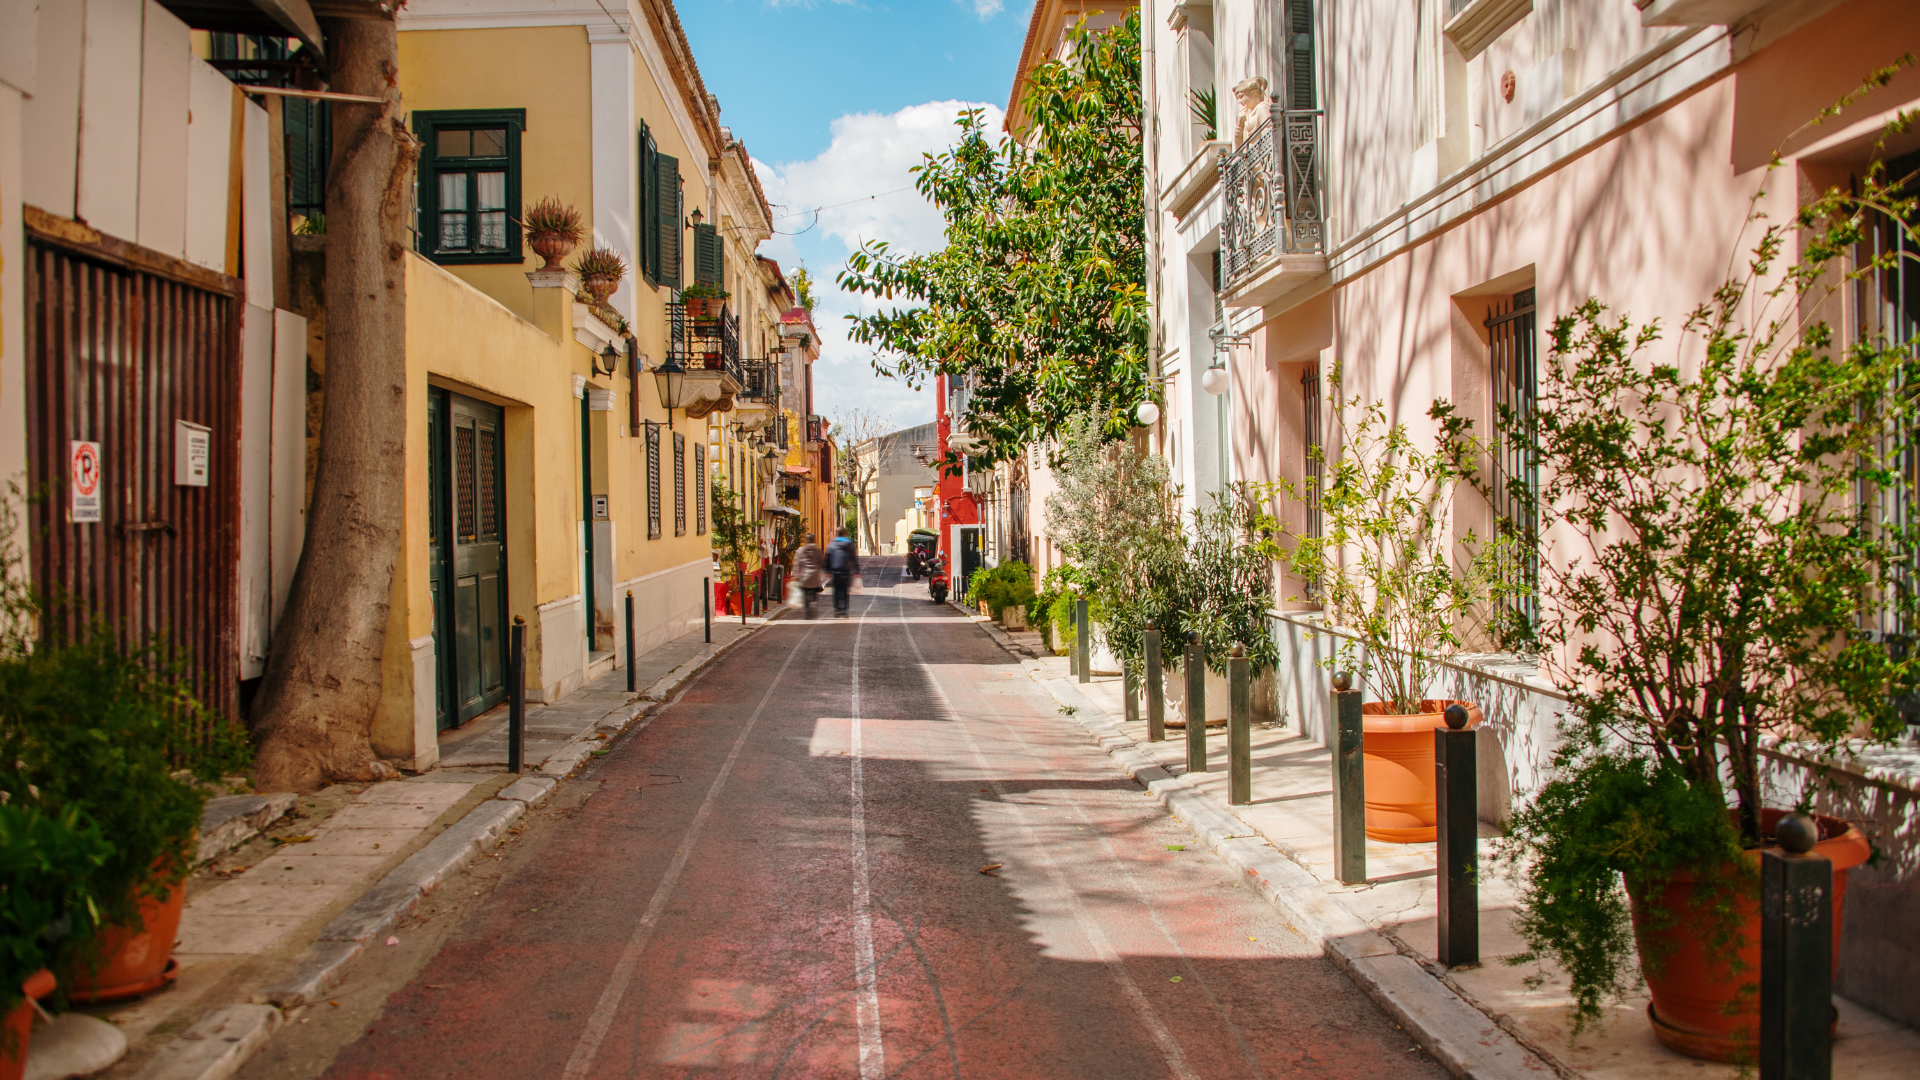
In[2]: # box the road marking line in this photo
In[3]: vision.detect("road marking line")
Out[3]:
[850,596,886,1080]
[896,607,1203,1080]
[559,623,815,1080]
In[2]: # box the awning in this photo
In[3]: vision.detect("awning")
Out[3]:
[761,504,802,516]
[781,465,812,476]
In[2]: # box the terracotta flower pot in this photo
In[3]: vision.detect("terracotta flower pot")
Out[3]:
[1627,809,1869,1063]
[1359,699,1483,843]
[64,878,185,1003]
[1,970,55,1080]
[580,274,618,306]
[685,296,724,319]
[527,231,577,271]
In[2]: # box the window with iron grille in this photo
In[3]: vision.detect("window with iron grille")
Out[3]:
[1486,288,1539,635]
[1301,367,1322,542]
[645,422,662,540]
[674,432,687,536]
[1857,153,1920,637]
[413,110,524,264]
[695,443,708,534]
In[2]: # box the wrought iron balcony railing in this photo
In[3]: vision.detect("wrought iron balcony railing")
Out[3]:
[666,300,741,385]
[1220,103,1326,290]
[737,358,777,404]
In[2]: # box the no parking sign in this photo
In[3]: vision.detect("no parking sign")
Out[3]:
[69,440,102,523]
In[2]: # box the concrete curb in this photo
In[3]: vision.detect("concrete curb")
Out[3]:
[196,793,299,865]
[973,617,1555,1080]
[130,1005,281,1080]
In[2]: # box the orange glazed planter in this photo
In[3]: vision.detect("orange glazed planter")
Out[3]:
[1627,809,1869,1063]
[1359,699,1482,843]
[2,970,55,1080]
[64,879,185,1004]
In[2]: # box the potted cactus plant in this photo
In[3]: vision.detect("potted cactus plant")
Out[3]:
[519,197,585,271]
[573,246,627,307]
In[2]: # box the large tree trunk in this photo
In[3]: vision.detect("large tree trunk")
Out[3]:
[251,16,416,792]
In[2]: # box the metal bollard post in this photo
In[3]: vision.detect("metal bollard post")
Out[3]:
[1228,643,1251,805]
[1331,672,1366,885]
[1185,633,1207,773]
[1436,705,1478,966]
[1124,660,1140,724]
[703,576,711,643]
[625,590,637,693]
[1761,815,1833,1080]
[507,616,527,775]
[1145,624,1165,743]
[1075,598,1091,684]
[1067,604,1078,676]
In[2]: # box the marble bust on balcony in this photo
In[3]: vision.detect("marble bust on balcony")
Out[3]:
[1232,77,1270,147]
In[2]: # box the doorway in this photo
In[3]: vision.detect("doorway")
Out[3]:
[430,389,509,729]
[955,525,984,601]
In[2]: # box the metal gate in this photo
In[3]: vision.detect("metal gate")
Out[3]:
[24,212,243,720]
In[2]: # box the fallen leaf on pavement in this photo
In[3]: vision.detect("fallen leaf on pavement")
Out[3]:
[1165,844,1186,851]
[1169,976,1182,983]
[385,936,399,946]
[979,864,1003,876]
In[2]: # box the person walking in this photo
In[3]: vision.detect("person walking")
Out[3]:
[825,527,861,618]
[791,533,826,620]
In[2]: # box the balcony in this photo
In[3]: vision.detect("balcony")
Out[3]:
[1219,104,1329,311]
[666,300,741,418]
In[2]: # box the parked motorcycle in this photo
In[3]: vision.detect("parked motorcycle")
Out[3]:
[928,555,949,604]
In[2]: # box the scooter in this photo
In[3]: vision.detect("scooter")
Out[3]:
[928,557,949,605]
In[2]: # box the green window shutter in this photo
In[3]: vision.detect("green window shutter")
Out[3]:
[639,124,658,285]
[1286,1,1316,110]
[657,152,681,290]
[694,223,722,289]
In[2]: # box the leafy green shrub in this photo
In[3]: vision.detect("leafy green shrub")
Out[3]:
[0,804,111,1021]
[1174,487,1279,675]
[964,561,1035,620]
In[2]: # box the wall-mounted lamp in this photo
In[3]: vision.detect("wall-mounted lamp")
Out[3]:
[688,207,704,228]
[595,340,621,378]
[1201,364,1230,395]
[652,354,687,420]
[1135,400,1161,427]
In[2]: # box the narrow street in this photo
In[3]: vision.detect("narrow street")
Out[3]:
[245,560,1445,1080]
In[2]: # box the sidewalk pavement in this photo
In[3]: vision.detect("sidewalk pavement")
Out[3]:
[63,613,780,1080]
[975,613,1920,1080]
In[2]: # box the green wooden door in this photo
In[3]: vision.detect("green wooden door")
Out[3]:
[435,390,509,727]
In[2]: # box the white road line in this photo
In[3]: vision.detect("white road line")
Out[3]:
[559,623,815,1080]
[896,606,1203,1080]
[850,598,886,1080]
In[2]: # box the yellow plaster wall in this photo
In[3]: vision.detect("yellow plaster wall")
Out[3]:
[397,26,594,325]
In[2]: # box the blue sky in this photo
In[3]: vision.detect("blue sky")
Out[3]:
[677,0,1033,434]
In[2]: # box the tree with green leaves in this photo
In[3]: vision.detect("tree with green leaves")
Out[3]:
[839,13,1147,468]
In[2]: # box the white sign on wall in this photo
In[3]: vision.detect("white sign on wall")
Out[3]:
[69,441,102,523]
[175,420,211,487]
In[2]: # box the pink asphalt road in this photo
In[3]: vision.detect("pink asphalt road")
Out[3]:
[316,561,1446,1079]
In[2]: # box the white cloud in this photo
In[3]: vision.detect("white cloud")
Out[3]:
[753,100,1005,434]
[965,0,1006,19]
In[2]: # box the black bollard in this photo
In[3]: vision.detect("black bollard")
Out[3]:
[1228,643,1251,805]
[1145,624,1165,743]
[1075,598,1091,684]
[1067,604,1078,677]
[507,616,527,775]
[625,590,637,693]
[1185,633,1207,773]
[1435,704,1478,966]
[1330,672,1365,885]
[1761,814,1833,1080]
[703,576,711,643]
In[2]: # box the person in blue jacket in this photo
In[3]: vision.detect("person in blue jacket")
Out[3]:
[824,527,861,618]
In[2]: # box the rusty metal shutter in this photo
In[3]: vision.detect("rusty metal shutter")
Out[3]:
[24,213,244,723]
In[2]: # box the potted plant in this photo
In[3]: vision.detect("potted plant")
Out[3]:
[680,282,730,320]
[1461,103,1917,1058]
[519,197,585,271]
[1162,486,1280,728]
[573,246,627,307]
[964,562,1036,629]
[1,804,110,1077]
[1269,376,1515,840]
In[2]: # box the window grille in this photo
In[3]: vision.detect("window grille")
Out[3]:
[695,443,707,534]
[1301,368,1323,541]
[645,422,662,540]
[674,432,687,536]
[1486,288,1539,634]
[1857,156,1920,638]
